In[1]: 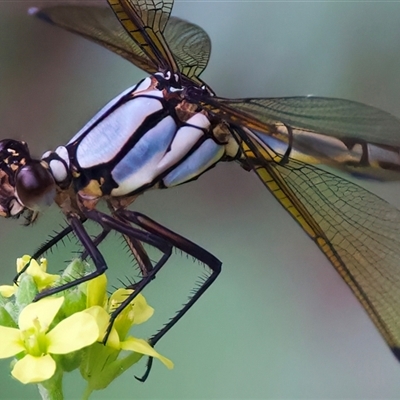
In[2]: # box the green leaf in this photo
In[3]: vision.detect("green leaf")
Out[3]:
[0,306,17,328]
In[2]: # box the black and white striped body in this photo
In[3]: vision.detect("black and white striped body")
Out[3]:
[41,72,400,216]
[42,74,239,207]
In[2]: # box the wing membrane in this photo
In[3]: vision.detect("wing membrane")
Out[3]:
[107,0,178,73]
[164,17,211,83]
[32,4,211,82]
[201,96,400,146]
[236,127,400,357]
[198,95,400,179]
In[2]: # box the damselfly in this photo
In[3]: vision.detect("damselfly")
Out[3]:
[1,0,400,383]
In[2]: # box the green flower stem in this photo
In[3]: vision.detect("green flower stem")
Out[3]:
[81,385,92,400]
[37,369,64,400]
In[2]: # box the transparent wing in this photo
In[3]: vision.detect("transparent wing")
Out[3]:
[202,96,400,146]
[164,17,211,83]
[107,0,178,74]
[31,4,211,82]
[196,95,400,179]
[236,126,400,359]
[112,0,173,33]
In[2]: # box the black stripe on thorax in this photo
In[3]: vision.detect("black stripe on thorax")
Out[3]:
[69,93,183,195]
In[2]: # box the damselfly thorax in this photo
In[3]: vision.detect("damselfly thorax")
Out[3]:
[40,74,238,215]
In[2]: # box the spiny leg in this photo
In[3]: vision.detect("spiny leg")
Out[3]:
[33,215,109,300]
[30,207,220,382]
[31,215,155,280]
[34,209,172,300]
[108,204,154,278]
[80,228,112,261]
[13,223,75,284]
[15,218,105,283]
[113,210,222,382]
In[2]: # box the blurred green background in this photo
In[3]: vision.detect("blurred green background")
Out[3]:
[2,1,400,399]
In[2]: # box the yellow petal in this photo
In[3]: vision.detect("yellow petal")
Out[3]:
[109,288,133,313]
[120,338,174,369]
[33,271,59,290]
[0,326,24,358]
[46,312,98,354]
[86,274,107,307]
[39,258,48,272]
[109,290,154,339]
[84,306,110,337]
[26,260,59,291]
[0,285,16,298]
[12,354,55,384]
[19,297,64,332]
[84,306,120,349]
[131,294,154,325]
[103,327,120,350]
[16,256,58,290]
[16,255,34,273]
[25,259,42,276]
[108,289,134,339]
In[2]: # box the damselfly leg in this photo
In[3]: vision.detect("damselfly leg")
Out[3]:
[26,207,221,380]
[106,210,222,381]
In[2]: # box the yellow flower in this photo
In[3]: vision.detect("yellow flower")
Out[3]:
[0,256,59,298]
[86,273,107,309]
[86,277,173,369]
[18,256,59,292]
[0,296,99,384]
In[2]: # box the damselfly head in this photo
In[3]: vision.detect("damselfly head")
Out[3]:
[0,139,56,218]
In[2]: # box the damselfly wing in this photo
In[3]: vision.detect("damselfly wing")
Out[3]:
[1,0,400,381]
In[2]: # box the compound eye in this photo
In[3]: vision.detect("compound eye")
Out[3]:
[15,162,55,211]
